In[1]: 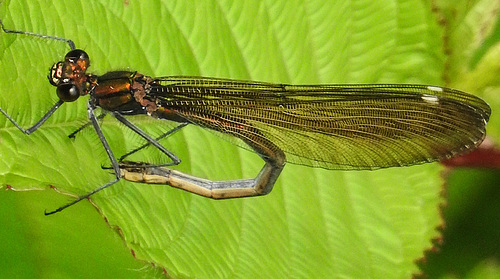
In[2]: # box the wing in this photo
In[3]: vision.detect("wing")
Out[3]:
[149,76,491,170]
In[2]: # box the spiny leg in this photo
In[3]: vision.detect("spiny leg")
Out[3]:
[0,18,75,50]
[111,111,181,166]
[44,103,121,215]
[0,100,64,135]
[119,122,188,162]
[68,112,108,139]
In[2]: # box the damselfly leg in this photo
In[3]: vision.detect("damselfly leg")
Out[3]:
[46,103,121,215]
[118,122,189,162]
[0,18,76,50]
[68,112,108,139]
[69,113,187,165]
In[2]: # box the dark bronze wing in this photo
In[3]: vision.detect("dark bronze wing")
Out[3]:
[150,76,490,170]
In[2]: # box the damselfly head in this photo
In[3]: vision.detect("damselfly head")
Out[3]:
[47,49,91,102]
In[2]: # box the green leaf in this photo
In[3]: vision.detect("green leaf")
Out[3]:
[0,0,497,278]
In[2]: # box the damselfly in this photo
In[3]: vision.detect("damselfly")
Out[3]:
[0,18,491,215]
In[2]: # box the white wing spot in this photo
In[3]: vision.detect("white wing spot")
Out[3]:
[427,86,443,92]
[422,94,440,104]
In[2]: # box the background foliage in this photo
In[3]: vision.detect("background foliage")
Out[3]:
[0,0,498,278]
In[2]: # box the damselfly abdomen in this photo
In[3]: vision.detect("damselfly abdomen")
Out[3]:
[0,19,491,214]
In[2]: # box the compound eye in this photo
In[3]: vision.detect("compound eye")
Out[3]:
[65,49,89,63]
[65,49,90,71]
[57,83,80,102]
